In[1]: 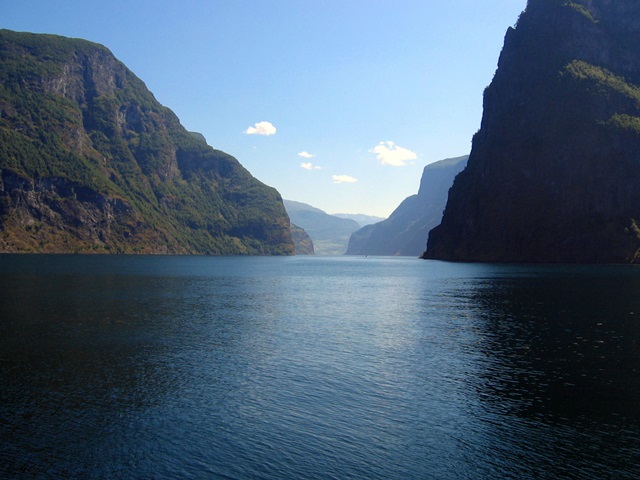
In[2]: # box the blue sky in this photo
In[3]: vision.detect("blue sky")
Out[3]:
[3,0,527,217]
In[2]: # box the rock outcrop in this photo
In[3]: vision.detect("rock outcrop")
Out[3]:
[424,0,640,263]
[346,156,467,256]
[0,30,293,254]
[290,224,315,255]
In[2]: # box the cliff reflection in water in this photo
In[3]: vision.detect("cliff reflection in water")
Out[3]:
[462,266,640,476]
[0,271,188,459]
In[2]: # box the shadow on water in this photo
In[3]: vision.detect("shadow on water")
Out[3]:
[0,255,296,479]
[460,264,640,479]
[0,271,189,477]
[2,256,640,479]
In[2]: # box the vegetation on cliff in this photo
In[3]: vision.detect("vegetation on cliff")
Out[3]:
[290,224,315,255]
[424,0,640,263]
[0,30,293,254]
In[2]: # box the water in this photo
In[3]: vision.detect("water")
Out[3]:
[1,255,639,479]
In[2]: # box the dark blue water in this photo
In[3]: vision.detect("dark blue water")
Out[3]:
[1,255,639,479]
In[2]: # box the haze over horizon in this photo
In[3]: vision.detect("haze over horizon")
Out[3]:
[3,0,527,217]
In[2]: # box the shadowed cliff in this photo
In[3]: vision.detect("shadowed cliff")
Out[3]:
[424,0,640,263]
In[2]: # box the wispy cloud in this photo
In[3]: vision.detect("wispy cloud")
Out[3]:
[370,141,417,166]
[332,174,358,184]
[301,162,322,170]
[245,121,277,136]
[298,151,314,158]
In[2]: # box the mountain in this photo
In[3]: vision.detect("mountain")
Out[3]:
[283,200,360,255]
[290,224,315,255]
[333,213,385,227]
[346,156,467,256]
[0,30,293,254]
[424,0,640,264]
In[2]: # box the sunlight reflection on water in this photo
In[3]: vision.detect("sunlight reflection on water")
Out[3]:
[1,255,639,479]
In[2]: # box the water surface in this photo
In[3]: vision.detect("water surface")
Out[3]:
[1,255,639,479]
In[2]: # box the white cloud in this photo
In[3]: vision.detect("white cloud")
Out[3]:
[301,162,322,170]
[245,121,277,136]
[298,151,314,158]
[332,174,358,184]
[370,141,417,167]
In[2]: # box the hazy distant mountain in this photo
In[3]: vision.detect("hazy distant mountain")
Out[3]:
[0,30,292,254]
[333,213,385,227]
[346,156,468,256]
[424,0,640,263]
[284,200,361,255]
[290,224,315,255]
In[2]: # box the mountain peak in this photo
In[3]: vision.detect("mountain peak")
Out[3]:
[0,30,293,254]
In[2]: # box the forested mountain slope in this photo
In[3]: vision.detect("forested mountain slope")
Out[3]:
[0,29,293,254]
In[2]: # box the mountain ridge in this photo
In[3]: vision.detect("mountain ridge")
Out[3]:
[283,199,361,255]
[333,213,385,227]
[346,155,468,256]
[0,29,293,254]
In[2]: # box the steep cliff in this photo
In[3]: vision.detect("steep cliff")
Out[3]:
[346,155,467,256]
[424,0,640,263]
[290,224,315,255]
[0,30,293,254]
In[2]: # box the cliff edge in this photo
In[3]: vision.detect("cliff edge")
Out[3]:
[347,155,467,256]
[424,0,640,263]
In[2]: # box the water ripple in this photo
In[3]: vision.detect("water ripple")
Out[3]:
[1,256,640,479]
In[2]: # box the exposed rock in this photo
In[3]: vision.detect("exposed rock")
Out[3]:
[424,0,640,263]
[290,224,315,255]
[0,30,293,254]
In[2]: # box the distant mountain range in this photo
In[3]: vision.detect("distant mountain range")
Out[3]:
[0,30,292,254]
[346,156,468,256]
[283,200,366,255]
[333,213,385,227]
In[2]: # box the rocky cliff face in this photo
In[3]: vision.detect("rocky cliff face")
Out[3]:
[0,30,293,254]
[346,156,467,256]
[424,0,640,263]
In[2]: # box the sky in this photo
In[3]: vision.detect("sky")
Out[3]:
[3,0,528,217]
